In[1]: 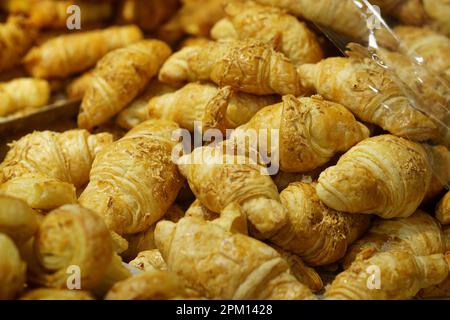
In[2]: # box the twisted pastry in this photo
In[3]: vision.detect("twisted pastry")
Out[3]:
[159,39,304,96]
[78,40,172,130]
[0,17,35,72]
[0,233,26,299]
[20,288,94,300]
[211,1,323,66]
[437,191,450,225]
[105,271,189,300]
[79,120,184,235]
[129,249,168,272]
[0,195,38,244]
[273,182,371,266]
[231,95,369,173]
[155,215,316,299]
[24,204,129,292]
[177,144,287,239]
[298,49,440,141]
[24,25,143,78]
[316,135,432,218]
[147,83,277,132]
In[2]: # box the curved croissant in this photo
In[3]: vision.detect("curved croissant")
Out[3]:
[316,135,432,218]
[231,95,370,173]
[159,39,304,96]
[177,144,287,239]
[274,182,371,266]
[0,195,38,244]
[211,1,323,66]
[0,233,26,299]
[105,271,188,300]
[155,216,316,299]
[0,17,35,72]
[0,78,50,117]
[298,51,440,141]
[20,288,94,300]
[437,191,450,225]
[24,25,143,79]
[147,82,277,132]
[78,40,172,130]
[23,205,126,291]
[326,250,448,300]
[79,120,184,235]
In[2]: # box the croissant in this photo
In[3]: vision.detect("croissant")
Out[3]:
[147,82,278,132]
[116,80,175,130]
[253,0,369,39]
[0,17,35,72]
[20,288,94,300]
[185,199,220,221]
[129,249,168,272]
[0,233,26,299]
[154,215,316,299]
[1,129,112,186]
[159,39,304,96]
[78,40,171,130]
[23,204,130,292]
[298,51,440,141]
[117,0,178,32]
[437,192,450,225]
[372,0,429,25]
[211,1,323,66]
[326,250,449,300]
[105,271,189,300]
[422,144,450,200]
[0,195,38,244]
[24,25,143,78]
[79,120,184,235]
[0,78,50,117]
[343,211,448,268]
[66,70,94,99]
[231,95,370,173]
[316,135,433,218]
[177,144,287,239]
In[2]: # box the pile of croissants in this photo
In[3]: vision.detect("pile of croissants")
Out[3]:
[0,0,449,300]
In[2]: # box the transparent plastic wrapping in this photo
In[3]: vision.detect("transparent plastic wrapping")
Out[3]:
[256,0,449,188]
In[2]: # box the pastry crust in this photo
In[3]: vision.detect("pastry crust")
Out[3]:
[79,120,184,235]
[436,191,450,225]
[0,195,38,244]
[24,25,143,78]
[159,39,304,96]
[78,40,172,130]
[129,249,168,272]
[316,135,432,218]
[0,233,26,299]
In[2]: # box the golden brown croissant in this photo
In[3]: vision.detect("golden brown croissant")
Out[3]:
[253,0,369,39]
[211,1,323,66]
[0,17,35,72]
[24,204,129,292]
[159,39,304,96]
[231,95,370,173]
[437,191,450,225]
[105,271,189,300]
[177,144,287,239]
[155,215,316,299]
[78,40,172,130]
[66,70,94,99]
[422,144,450,200]
[316,135,432,218]
[326,250,449,300]
[24,25,143,79]
[1,129,112,187]
[117,0,178,32]
[0,78,50,117]
[20,288,94,300]
[116,80,175,130]
[79,120,184,235]
[298,50,440,141]
[129,249,168,272]
[185,199,220,221]
[0,195,38,244]
[147,82,278,132]
[272,182,371,266]
[0,233,26,299]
